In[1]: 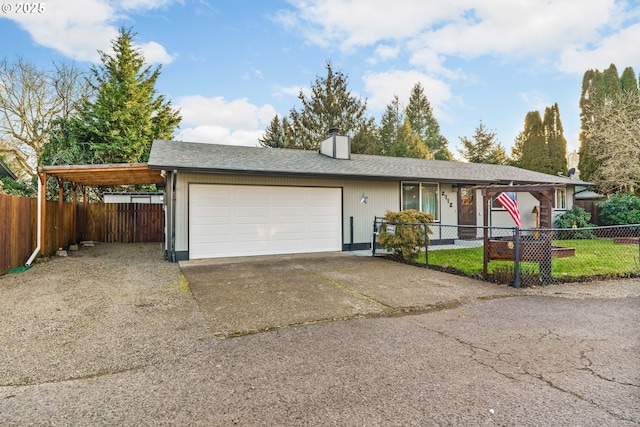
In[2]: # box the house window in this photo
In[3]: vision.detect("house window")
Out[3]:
[554,188,567,210]
[402,182,439,220]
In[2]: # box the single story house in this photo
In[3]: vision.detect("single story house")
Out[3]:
[147,134,590,261]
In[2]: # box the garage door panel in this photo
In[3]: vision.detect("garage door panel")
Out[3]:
[189,184,341,259]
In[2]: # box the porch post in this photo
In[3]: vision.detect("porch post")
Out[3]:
[72,183,78,244]
[57,177,64,250]
[39,172,47,256]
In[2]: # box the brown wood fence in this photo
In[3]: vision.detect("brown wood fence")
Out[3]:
[1,194,164,275]
[79,203,164,243]
[575,200,601,225]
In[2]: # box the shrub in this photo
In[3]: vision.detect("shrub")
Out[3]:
[598,193,640,225]
[378,209,434,261]
[553,205,595,239]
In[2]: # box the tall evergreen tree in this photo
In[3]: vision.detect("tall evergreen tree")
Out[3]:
[578,64,637,182]
[513,105,568,175]
[258,114,287,148]
[620,66,638,94]
[43,27,181,165]
[350,115,381,155]
[458,121,507,164]
[544,103,568,175]
[378,95,403,156]
[405,82,452,160]
[518,111,547,172]
[393,118,432,159]
[286,60,371,151]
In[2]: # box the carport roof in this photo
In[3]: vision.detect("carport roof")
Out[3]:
[38,163,164,186]
[149,139,591,186]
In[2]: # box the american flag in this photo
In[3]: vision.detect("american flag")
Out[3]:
[496,192,522,227]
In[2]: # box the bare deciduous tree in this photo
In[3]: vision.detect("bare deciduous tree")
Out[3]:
[0,58,90,179]
[584,91,640,193]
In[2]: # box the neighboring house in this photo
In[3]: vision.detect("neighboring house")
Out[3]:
[148,135,590,261]
[103,191,164,204]
[0,158,17,181]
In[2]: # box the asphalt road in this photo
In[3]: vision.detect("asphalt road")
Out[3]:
[1,296,638,426]
[1,251,639,426]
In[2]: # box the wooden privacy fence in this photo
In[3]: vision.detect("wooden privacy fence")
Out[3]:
[0,194,164,275]
[79,203,164,243]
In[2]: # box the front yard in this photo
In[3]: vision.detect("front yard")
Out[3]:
[420,238,640,281]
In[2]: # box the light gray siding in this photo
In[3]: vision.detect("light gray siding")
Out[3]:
[173,172,400,253]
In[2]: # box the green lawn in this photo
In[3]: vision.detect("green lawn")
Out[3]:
[417,239,639,279]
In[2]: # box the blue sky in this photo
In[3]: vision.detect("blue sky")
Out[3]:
[2,0,640,160]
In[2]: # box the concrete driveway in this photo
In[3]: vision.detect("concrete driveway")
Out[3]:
[179,252,518,337]
[2,248,639,425]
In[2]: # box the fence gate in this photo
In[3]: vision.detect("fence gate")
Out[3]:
[81,203,164,243]
[104,203,164,243]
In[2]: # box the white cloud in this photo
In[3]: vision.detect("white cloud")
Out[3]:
[177,95,276,129]
[137,41,175,64]
[177,127,264,147]
[280,0,634,75]
[276,0,464,49]
[1,0,177,63]
[370,44,400,64]
[558,22,640,73]
[176,95,277,146]
[363,70,452,119]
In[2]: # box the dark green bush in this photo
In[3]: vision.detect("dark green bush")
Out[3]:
[553,205,595,239]
[378,209,434,261]
[598,193,640,225]
[0,176,36,197]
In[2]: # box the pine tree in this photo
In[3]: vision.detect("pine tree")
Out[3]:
[351,116,381,155]
[378,95,403,156]
[287,60,371,151]
[50,27,181,165]
[405,82,452,160]
[620,67,638,94]
[393,118,432,159]
[510,131,525,168]
[544,103,567,175]
[458,121,507,164]
[578,64,636,182]
[519,111,546,172]
[259,114,287,148]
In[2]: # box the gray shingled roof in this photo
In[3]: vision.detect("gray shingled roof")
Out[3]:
[0,158,17,180]
[148,139,590,186]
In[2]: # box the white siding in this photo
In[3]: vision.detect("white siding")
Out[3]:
[174,173,400,253]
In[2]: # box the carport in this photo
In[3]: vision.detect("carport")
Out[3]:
[28,163,164,264]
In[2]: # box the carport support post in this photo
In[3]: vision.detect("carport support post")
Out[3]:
[58,178,64,250]
[513,227,521,288]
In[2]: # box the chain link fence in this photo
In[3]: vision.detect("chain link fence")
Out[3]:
[373,218,640,287]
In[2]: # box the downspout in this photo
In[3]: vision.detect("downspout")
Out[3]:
[171,169,177,262]
[26,172,44,266]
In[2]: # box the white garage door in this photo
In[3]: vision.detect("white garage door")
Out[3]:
[189,184,342,259]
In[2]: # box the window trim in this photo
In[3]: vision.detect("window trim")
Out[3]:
[554,188,567,210]
[401,181,440,221]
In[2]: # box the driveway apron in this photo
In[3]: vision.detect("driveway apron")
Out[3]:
[179,252,517,337]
